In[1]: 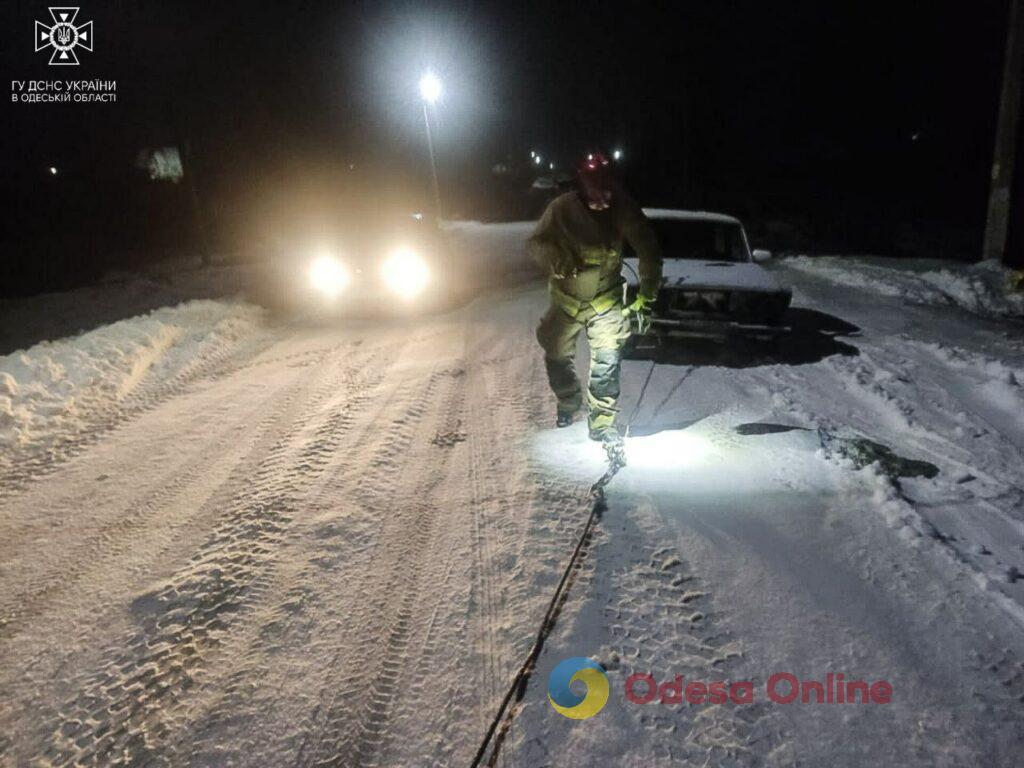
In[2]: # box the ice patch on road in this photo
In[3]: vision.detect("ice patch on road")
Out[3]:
[0,299,264,461]
[783,255,1024,318]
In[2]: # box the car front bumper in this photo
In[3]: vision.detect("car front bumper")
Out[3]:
[646,315,790,338]
[641,288,793,338]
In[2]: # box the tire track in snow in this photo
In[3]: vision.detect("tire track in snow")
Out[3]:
[601,505,775,765]
[510,497,780,767]
[364,314,574,768]
[142,339,420,767]
[296,362,469,767]
[0,330,284,502]
[458,302,599,764]
[27,341,399,767]
[465,356,509,741]
[0,361,315,642]
[292,372,452,766]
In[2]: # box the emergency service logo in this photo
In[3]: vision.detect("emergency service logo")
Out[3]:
[547,657,610,720]
[35,7,93,66]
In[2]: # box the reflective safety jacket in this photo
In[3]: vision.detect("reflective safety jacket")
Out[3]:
[528,191,663,317]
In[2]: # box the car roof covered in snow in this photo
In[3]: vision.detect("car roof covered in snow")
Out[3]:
[642,208,742,225]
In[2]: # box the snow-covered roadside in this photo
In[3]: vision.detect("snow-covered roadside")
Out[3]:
[0,260,274,356]
[2,222,1024,766]
[760,260,1024,600]
[0,300,265,471]
[783,255,1024,319]
[511,249,1024,766]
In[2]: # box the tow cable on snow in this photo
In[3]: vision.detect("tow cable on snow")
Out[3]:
[468,489,607,768]
[469,358,659,767]
[625,357,658,437]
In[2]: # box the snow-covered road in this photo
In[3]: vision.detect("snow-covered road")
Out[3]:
[0,284,585,767]
[1,233,1023,767]
[518,262,1024,766]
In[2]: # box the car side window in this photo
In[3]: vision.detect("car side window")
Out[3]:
[729,229,746,261]
[714,227,727,257]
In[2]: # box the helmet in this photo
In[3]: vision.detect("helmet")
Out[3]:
[577,151,615,209]
[579,151,612,175]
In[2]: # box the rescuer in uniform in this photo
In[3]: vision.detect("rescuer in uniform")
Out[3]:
[529,152,663,449]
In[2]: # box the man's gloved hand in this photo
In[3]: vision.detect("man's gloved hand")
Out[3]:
[623,295,653,334]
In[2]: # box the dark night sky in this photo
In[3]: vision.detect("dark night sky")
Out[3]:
[0,0,1014,273]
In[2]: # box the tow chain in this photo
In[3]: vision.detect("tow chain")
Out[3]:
[589,450,625,497]
[468,491,607,768]
[469,356,660,767]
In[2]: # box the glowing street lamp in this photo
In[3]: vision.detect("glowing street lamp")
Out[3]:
[612,148,623,161]
[419,72,442,104]
[418,71,443,220]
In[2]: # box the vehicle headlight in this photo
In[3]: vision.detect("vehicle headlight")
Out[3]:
[381,248,430,299]
[308,255,350,298]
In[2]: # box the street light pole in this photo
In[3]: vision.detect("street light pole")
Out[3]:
[418,72,444,221]
[983,0,1024,265]
[422,101,443,221]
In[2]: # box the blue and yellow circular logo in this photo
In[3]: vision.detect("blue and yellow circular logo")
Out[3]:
[547,657,610,719]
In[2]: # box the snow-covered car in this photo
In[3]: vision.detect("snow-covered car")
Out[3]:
[623,209,792,338]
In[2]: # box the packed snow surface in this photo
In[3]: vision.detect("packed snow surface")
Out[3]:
[0,300,264,469]
[784,254,1024,318]
[1,227,1023,767]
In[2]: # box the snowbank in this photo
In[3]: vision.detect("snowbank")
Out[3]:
[783,255,1024,318]
[0,260,273,356]
[0,300,264,461]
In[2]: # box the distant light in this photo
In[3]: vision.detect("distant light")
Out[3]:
[411,212,424,221]
[534,155,542,165]
[48,166,58,175]
[530,150,536,158]
[587,153,593,161]
[419,72,442,104]
[549,162,555,170]
[612,148,623,161]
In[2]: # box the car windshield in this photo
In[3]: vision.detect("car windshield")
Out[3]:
[647,219,749,262]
